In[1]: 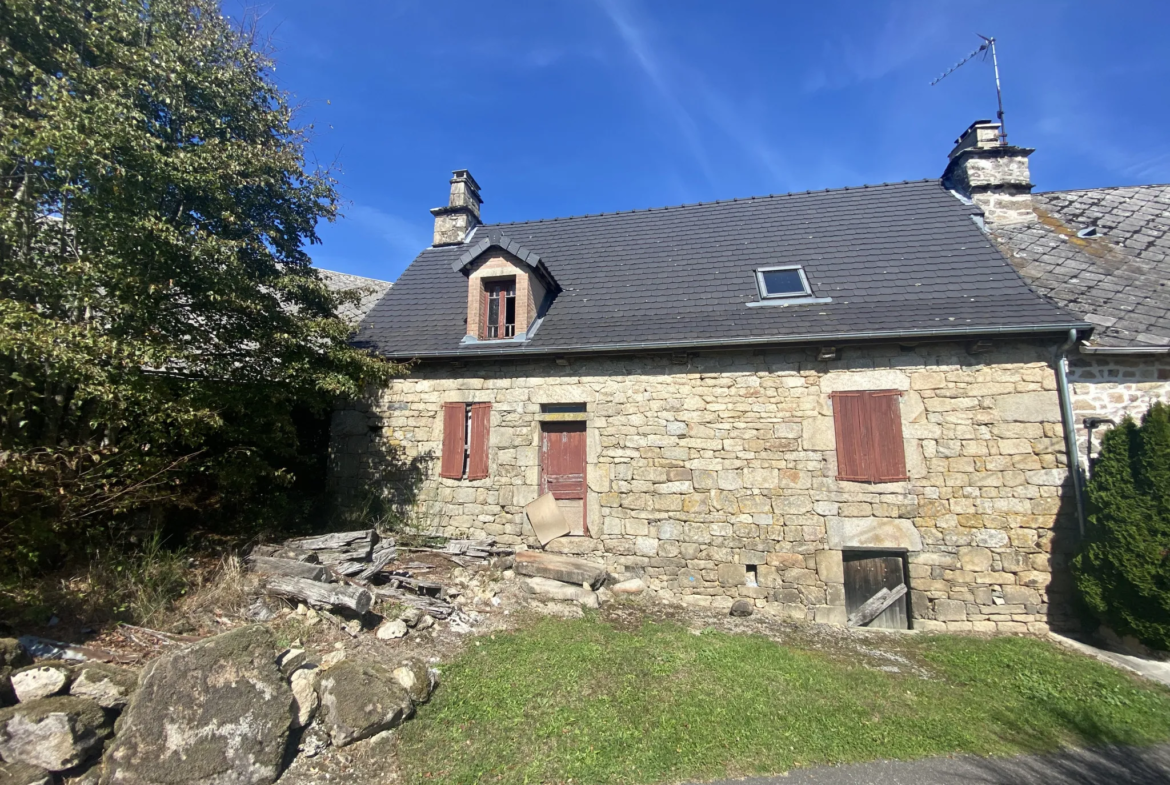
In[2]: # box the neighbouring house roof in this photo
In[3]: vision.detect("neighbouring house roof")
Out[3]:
[318,269,393,324]
[990,185,1170,350]
[357,179,1086,359]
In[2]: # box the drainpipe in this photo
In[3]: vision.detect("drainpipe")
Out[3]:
[1055,328,1086,537]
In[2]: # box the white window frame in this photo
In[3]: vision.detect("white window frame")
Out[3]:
[755,265,813,300]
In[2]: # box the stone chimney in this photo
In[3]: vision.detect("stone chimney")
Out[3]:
[430,169,481,246]
[942,120,1035,225]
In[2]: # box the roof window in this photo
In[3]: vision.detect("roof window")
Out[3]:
[756,266,812,299]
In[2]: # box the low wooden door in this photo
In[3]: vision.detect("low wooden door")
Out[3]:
[843,551,909,629]
[540,422,587,535]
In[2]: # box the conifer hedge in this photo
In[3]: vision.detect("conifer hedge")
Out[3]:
[1072,401,1170,650]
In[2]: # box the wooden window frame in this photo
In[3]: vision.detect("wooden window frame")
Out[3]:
[830,389,908,483]
[440,402,492,480]
[481,278,517,340]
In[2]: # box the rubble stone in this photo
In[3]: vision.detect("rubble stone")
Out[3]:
[376,620,408,640]
[11,663,72,703]
[391,660,437,705]
[520,577,600,608]
[729,600,754,617]
[316,660,413,747]
[0,696,110,772]
[289,666,320,729]
[0,760,53,785]
[68,662,137,710]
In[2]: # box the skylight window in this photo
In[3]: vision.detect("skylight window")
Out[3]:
[755,266,812,299]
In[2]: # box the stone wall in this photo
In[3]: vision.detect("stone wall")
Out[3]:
[1068,352,1170,460]
[331,341,1079,633]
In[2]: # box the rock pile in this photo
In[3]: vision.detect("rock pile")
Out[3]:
[0,623,439,784]
[0,643,137,781]
[514,552,613,608]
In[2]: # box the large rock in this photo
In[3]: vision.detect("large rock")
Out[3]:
[102,625,293,785]
[316,660,412,747]
[0,696,110,772]
[69,663,138,710]
[514,551,607,589]
[520,576,600,608]
[11,662,72,703]
[0,761,53,785]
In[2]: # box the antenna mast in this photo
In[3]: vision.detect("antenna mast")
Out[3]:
[931,34,1008,144]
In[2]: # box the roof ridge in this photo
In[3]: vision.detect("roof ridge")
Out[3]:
[484,178,941,228]
[1037,183,1170,196]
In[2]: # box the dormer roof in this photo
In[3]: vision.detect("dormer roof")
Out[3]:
[452,229,560,292]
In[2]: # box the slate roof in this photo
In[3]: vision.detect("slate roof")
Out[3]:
[317,269,393,324]
[357,179,1086,359]
[990,185,1170,349]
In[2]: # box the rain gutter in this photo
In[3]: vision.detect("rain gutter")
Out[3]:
[380,322,1092,362]
[1055,328,1086,537]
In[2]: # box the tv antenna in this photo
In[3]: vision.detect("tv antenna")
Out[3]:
[931,35,1007,145]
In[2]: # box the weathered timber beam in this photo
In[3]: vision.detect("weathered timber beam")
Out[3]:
[847,583,908,628]
[264,576,372,614]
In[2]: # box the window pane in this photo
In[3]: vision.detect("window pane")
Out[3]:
[487,292,500,338]
[761,268,806,296]
[504,292,516,336]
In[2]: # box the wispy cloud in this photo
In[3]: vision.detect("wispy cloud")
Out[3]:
[343,204,430,256]
[802,2,951,93]
[594,0,716,187]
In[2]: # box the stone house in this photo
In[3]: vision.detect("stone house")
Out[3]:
[952,123,1170,463]
[336,124,1097,633]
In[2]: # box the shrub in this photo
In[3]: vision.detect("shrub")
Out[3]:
[1073,401,1170,650]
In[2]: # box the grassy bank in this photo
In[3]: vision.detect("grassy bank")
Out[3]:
[397,615,1170,784]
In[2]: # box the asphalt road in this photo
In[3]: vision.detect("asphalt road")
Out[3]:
[693,744,1170,785]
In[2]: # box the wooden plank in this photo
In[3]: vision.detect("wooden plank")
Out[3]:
[848,583,908,627]
[263,576,373,614]
[284,530,377,551]
[247,556,330,582]
[372,587,455,619]
[356,547,398,581]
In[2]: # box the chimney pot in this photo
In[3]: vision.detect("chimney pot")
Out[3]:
[942,121,1035,226]
[431,169,482,246]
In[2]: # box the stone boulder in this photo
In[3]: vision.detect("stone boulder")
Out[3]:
[316,660,413,747]
[0,761,53,785]
[11,662,73,703]
[0,696,110,772]
[391,660,437,705]
[514,551,607,589]
[730,599,754,617]
[0,640,31,707]
[69,662,138,710]
[102,625,293,785]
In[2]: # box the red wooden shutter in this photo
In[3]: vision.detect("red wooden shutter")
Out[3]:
[869,391,908,481]
[440,403,466,479]
[467,403,492,480]
[831,391,871,481]
[831,390,906,482]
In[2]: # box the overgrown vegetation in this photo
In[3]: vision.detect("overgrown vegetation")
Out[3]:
[397,617,1170,784]
[1073,401,1170,650]
[0,0,398,581]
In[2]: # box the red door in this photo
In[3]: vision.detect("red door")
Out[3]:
[540,422,587,535]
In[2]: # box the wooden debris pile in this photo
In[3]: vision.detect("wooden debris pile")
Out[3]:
[247,530,513,622]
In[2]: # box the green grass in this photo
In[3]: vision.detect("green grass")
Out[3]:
[397,615,1170,784]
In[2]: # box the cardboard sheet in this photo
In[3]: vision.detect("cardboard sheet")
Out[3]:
[525,492,571,545]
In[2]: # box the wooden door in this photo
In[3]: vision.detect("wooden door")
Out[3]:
[843,551,909,629]
[540,422,587,535]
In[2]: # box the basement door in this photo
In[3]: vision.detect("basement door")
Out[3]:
[540,422,587,535]
[843,550,910,630]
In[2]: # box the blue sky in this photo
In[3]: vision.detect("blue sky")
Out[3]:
[254,1,1170,282]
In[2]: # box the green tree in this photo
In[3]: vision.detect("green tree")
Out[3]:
[0,0,395,572]
[1073,402,1170,649]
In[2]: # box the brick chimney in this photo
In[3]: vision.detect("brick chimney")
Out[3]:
[942,121,1035,225]
[430,169,481,246]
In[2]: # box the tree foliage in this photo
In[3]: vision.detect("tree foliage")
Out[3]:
[1073,402,1170,650]
[0,0,395,572]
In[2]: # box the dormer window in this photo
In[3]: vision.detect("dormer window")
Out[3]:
[484,279,517,339]
[756,265,811,298]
